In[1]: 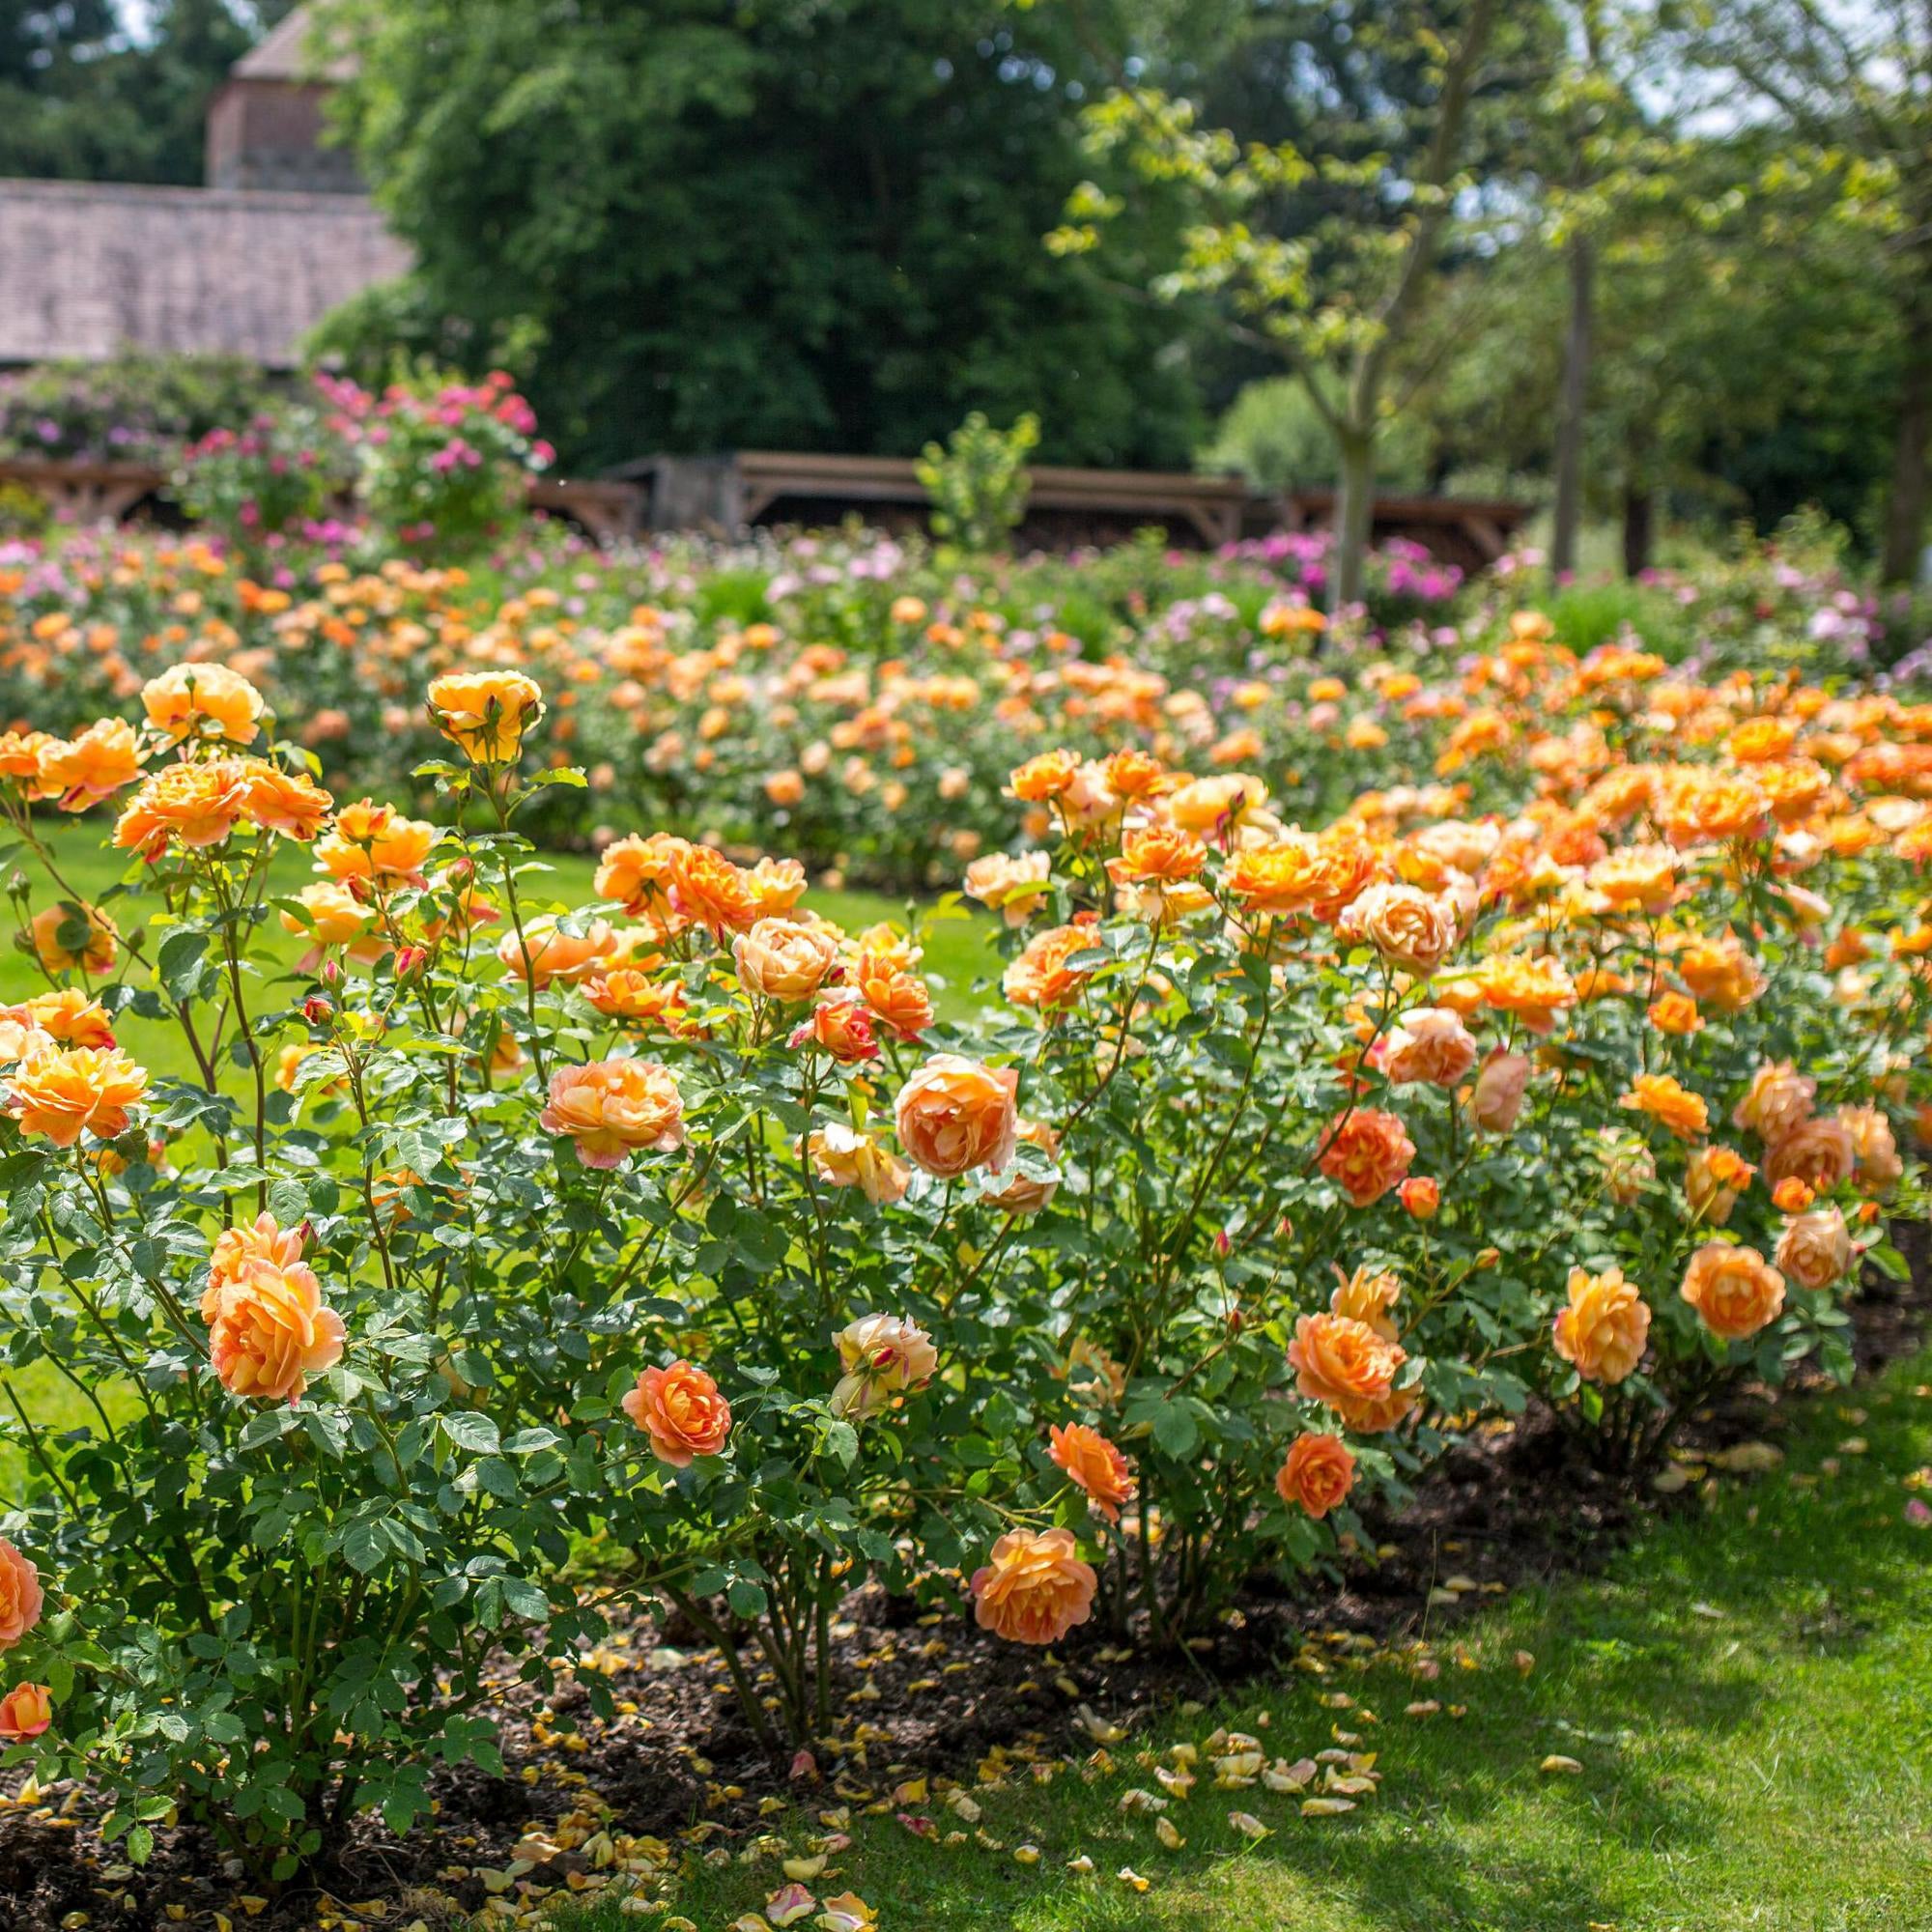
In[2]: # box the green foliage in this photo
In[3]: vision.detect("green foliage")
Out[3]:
[1204,377,1432,495]
[0,352,278,466]
[324,0,1204,472]
[917,412,1040,553]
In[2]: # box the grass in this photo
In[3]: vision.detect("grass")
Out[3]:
[554,1343,1932,1932]
[0,822,1002,1493]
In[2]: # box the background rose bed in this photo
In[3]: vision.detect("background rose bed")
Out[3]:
[0,514,1926,1925]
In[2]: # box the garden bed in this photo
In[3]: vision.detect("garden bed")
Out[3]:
[6,1234,1922,1932]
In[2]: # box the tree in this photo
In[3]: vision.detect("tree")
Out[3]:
[1679,0,1932,582]
[322,0,1206,474]
[1051,0,1549,610]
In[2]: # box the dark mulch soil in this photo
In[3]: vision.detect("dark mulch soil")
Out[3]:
[5,1236,1926,1932]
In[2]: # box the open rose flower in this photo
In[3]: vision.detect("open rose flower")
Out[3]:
[141,662,265,745]
[1338,882,1459,974]
[735,917,841,1002]
[26,900,118,976]
[1620,1072,1709,1141]
[1679,1242,1786,1341]
[806,1123,911,1205]
[1381,1009,1476,1088]
[207,1258,346,1404]
[1550,1265,1650,1385]
[790,990,880,1063]
[1048,1422,1136,1522]
[7,1045,148,1147]
[894,1054,1018,1178]
[1318,1108,1414,1208]
[621,1360,732,1465]
[1774,1207,1852,1292]
[970,1528,1097,1644]
[541,1058,685,1167]
[1763,1115,1856,1193]
[0,1539,43,1651]
[1288,1312,1405,1417]
[1275,1433,1356,1518]
[1731,1062,1816,1144]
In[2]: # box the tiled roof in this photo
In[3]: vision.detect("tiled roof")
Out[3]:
[0,179,409,366]
[232,4,359,83]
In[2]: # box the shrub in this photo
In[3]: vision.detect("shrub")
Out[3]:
[917,412,1040,553]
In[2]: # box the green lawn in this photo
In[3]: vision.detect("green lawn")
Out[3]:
[0,822,1001,1493]
[556,1344,1932,1932]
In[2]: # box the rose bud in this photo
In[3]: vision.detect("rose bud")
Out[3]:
[320,958,343,988]
[1399,1177,1440,1219]
[1771,1176,1815,1213]
[301,993,334,1026]
[394,945,430,981]
[1475,1246,1501,1270]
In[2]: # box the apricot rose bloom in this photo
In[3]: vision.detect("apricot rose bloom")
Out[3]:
[541,1058,686,1168]
[790,990,880,1063]
[7,1045,149,1147]
[806,1123,911,1205]
[0,1537,43,1650]
[1288,1312,1405,1417]
[1337,882,1459,974]
[141,662,264,745]
[1467,1050,1531,1133]
[1731,1062,1816,1145]
[427,669,544,763]
[1774,1207,1853,1292]
[894,1053,1019,1178]
[970,1527,1097,1645]
[1275,1433,1356,1519]
[1763,1114,1856,1193]
[1331,1264,1402,1343]
[831,1313,939,1418]
[1048,1422,1136,1522]
[0,1682,51,1741]
[37,718,143,809]
[1318,1107,1415,1208]
[1620,1073,1710,1141]
[203,1209,306,1320]
[962,849,1052,926]
[207,1258,346,1404]
[1381,1008,1476,1088]
[1550,1265,1650,1385]
[621,1360,732,1466]
[734,916,840,1002]
[1679,1242,1786,1340]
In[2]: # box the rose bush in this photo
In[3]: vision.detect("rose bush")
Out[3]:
[0,567,1923,1885]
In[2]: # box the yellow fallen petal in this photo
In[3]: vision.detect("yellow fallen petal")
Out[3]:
[1229,1811,1269,1840]
[1013,1844,1040,1865]
[1301,1797,1356,1817]
[1540,1755,1584,1776]
[1117,1867,1151,1892]
[1154,1816,1184,1851]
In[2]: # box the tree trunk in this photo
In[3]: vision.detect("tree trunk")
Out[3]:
[1550,232,1594,581]
[1621,486,1653,579]
[1881,293,1932,584]
[1329,426,1375,615]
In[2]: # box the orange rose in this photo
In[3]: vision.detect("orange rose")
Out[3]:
[962,850,1052,926]
[734,917,840,1003]
[1318,1108,1415,1208]
[1550,1265,1650,1385]
[1686,1145,1755,1224]
[237,761,333,842]
[1620,1072,1709,1140]
[806,1123,911,1205]
[112,758,246,857]
[1647,991,1702,1037]
[1674,931,1765,1012]
[19,989,113,1049]
[1330,1264,1402,1342]
[141,662,264,745]
[1837,1103,1903,1194]
[316,800,440,886]
[1107,824,1207,887]
[1399,1175,1440,1218]
[790,990,880,1064]
[541,1058,685,1168]
[1381,1008,1476,1089]
[1274,1433,1356,1518]
[37,718,143,809]
[497,915,616,988]
[1288,1312,1405,1415]
[969,1528,1097,1644]
[207,1258,346,1404]
[1003,923,1096,1012]
[1774,1207,1852,1292]
[669,842,759,935]
[621,1360,732,1466]
[204,1210,306,1321]
[0,1538,43,1650]
[895,1054,1018,1178]
[595,831,689,919]
[1009,750,1082,802]
[1763,1115,1856,1192]
[1585,844,1678,914]
[427,669,544,762]
[1475,954,1577,1033]
[7,1045,148,1147]
[0,1681,52,1741]
[1679,1241,1786,1340]
[27,900,118,975]
[853,954,934,1039]
[1467,1049,1531,1133]
[1771,1175,1815,1213]
[1731,1062,1816,1145]
[1048,1422,1136,1522]
[1338,882,1459,974]
[279,881,387,974]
